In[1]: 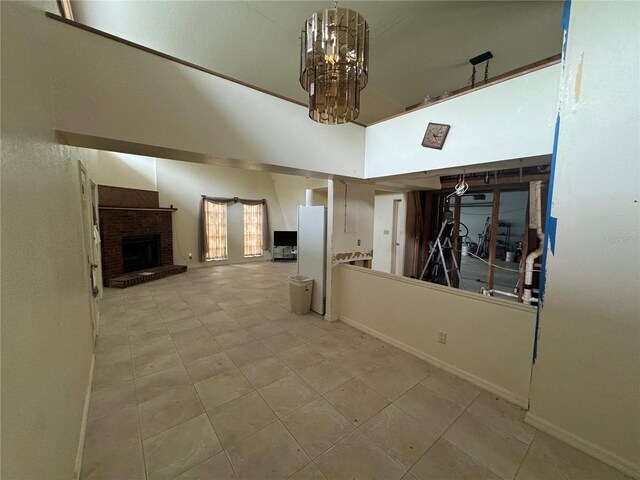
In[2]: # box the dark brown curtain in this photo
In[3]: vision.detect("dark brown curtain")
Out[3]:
[410,191,423,278]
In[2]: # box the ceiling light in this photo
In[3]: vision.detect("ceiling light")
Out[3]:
[469,51,493,88]
[299,6,369,124]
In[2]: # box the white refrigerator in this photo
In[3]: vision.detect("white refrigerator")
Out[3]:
[297,205,327,315]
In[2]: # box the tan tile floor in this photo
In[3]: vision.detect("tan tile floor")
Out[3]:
[83,262,630,480]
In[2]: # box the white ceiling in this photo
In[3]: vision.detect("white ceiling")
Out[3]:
[71,1,563,125]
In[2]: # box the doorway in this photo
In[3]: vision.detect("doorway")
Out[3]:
[372,191,406,275]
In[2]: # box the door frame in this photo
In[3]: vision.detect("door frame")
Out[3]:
[390,199,400,274]
[78,162,99,343]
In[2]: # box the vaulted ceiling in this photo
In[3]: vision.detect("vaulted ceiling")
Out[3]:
[71,1,563,125]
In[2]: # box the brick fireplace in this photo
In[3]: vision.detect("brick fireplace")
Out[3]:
[98,185,180,286]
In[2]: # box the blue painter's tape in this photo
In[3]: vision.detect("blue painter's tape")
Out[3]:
[562,0,572,33]
[531,0,571,368]
[547,216,558,255]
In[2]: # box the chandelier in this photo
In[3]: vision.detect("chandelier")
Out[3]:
[299,6,369,124]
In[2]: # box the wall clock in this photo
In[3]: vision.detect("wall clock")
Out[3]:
[422,123,451,150]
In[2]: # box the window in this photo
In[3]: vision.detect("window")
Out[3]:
[244,204,263,257]
[204,201,228,260]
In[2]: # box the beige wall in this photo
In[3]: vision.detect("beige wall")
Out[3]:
[1,2,96,478]
[270,174,328,230]
[93,152,291,266]
[329,181,375,260]
[527,2,640,476]
[93,152,331,267]
[336,265,537,406]
[93,151,157,191]
[157,158,285,265]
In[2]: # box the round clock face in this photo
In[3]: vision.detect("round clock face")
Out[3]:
[422,123,450,149]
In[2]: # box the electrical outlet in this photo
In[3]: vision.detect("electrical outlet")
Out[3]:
[357,239,361,246]
[438,331,447,344]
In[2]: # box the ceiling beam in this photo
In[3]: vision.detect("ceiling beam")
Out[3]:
[440,173,549,190]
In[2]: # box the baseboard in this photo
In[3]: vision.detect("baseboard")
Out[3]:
[324,313,340,322]
[525,413,639,479]
[74,354,95,480]
[339,315,529,409]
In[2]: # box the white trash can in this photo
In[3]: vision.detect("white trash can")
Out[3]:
[288,275,313,314]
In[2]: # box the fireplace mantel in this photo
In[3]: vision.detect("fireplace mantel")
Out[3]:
[99,206,177,212]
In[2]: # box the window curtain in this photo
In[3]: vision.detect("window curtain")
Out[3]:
[243,204,263,257]
[199,196,270,261]
[238,198,269,252]
[200,198,232,261]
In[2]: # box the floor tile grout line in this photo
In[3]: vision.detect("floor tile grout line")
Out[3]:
[513,432,536,480]
[353,423,411,474]
[127,288,149,480]
[463,395,537,447]
[95,263,514,480]
[221,446,241,480]
[206,390,281,450]
[227,350,354,465]
[420,387,503,478]
[137,288,199,479]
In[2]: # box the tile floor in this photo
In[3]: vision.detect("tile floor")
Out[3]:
[83,262,629,480]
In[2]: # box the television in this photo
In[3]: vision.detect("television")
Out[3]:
[274,230,297,247]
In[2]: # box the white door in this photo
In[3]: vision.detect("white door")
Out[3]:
[390,199,401,274]
[79,163,99,343]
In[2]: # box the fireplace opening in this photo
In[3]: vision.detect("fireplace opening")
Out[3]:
[122,235,160,273]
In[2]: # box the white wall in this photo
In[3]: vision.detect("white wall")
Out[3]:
[1,2,96,478]
[326,180,376,320]
[372,192,406,274]
[329,181,376,262]
[93,152,293,266]
[47,17,365,179]
[336,266,536,406]
[364,64,560,178]
[527,2,640,477]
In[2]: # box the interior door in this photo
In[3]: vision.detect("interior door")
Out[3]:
[90,181,102,323]
[390,199,401,274]
[78,163,99,343]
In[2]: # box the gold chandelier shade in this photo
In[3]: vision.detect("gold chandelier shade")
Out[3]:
[300,7,369,124]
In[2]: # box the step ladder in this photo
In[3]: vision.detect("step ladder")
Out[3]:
[419,220,464,288]
[475,216,491,258]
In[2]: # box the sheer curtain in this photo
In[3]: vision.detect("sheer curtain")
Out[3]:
[199,196,270,261]
[243,204,263,257]
[202,199,228,261]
